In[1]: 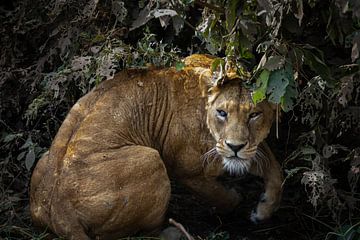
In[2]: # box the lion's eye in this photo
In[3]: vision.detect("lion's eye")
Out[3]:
[216,109,228,118]
[249,112,262,119]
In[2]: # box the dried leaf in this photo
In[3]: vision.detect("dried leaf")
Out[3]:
[338,75,354,107]
[323,145,337,158]
[256,54,267,71]
[130,4,152,31]
[263,55,285,71]
[152,9,177,18]
[351,35,360,62]
[80,0,100,19]
[71,56,92,71]
[257,0,272,11]
[172,15,184,35]
[112,0,127,22]
[158,15,171,28]
[97,54,116,80]
[131,8,177,31]
[298,77,323,126]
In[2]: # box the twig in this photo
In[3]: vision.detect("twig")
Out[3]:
[194,0,225,14]
[169,218,194,240]
[301,213,335,232]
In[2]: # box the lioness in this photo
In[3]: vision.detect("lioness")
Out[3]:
[30,54,283,240]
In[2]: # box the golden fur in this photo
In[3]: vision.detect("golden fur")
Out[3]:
[30,54,283,240]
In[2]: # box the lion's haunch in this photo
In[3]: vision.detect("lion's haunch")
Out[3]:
[30,54,283,240]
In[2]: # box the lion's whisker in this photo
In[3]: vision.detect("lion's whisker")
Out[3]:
[201,147,219,167]
[251,146,270,176]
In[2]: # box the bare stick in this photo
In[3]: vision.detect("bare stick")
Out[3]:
[169,218,195,240]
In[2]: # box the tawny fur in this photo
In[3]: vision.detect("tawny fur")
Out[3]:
[30,54,283,240]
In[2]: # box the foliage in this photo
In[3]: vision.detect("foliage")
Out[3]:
[1,0,360,239]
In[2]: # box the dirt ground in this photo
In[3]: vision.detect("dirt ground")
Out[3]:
[164,174,328,240]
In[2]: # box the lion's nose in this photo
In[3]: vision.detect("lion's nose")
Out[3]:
[225,141,247,153]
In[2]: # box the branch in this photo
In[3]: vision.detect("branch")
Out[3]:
[169,218,195,240]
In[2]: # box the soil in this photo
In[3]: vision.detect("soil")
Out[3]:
[164,174,328,240]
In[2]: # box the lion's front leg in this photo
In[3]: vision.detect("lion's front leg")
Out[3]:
[180,175,240,213]
[249,143,283,223]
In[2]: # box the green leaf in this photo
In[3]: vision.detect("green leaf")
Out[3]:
[17,151,26,161]
[281,70,298,112]
[25,148,35,171]
[175,62,185,71]
[266,63,298,111]
[20,136,33,150]
[238,32,254,59]
[302,46,331,80]
[281,82,298,112]
[266,65,291,104]
[252,69,270,104]
[225,34,239,57]
[211,58,225,72]
[225,0,240,32]
[3,133,23,143]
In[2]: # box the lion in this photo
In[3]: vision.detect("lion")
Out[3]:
[30,54,283,240]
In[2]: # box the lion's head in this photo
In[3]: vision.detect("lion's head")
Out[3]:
[205,81,275,174]
[183,54,276,175]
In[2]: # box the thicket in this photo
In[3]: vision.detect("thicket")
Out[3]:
[0,0,359,239]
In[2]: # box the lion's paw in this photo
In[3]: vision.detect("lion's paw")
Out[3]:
[250,192,278,224]
[250,209,265,224]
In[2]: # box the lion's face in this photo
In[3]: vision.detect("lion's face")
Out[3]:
[206,82,275,173]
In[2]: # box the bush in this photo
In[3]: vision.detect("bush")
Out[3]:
[0,0,359,239]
